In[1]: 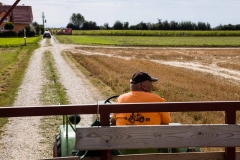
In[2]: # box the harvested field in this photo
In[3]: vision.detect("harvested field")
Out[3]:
[64,46,240,125]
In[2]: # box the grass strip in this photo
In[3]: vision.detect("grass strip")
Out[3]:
[56,35,240,47]
[41,51,68,105]
[0,37,41,47]
[0,43,40,135]
[39,51,68,158]
[72,30,240,37]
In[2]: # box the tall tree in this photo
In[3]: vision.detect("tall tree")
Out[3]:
[169,21,178,30]
[123,22,129,30]
[82,21,99,30]
[103,23,110,30]
[69,13,85,29]
[113,21,123,30]
[66,23,79,30]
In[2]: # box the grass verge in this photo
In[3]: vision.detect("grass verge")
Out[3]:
[39,51,68,157]
[0,37,41,47]
[56,35,240,47]
[0,43,40,135]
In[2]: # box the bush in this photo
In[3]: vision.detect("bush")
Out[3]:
[18,30,23,37]
[18,26,36,37]
[0,31,17,37]
[4,22,14,31]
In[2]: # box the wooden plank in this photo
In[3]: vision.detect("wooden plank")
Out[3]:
[1,101,240,118]
[41,156,79,160]
[76,125,240,150]
[81,152,240,160]
[40,152,240,160]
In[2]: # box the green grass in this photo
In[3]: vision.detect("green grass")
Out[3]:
[0,49,18,71]
[40,51,69,158]
[0,40,40,135]
[56,35,240,47]
[41,51,68,105]
[72,30,240,36]
[0,37,41,47]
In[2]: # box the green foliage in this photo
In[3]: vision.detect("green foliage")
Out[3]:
[72,30,240,36]
[56,35,240,47]
[32,21,43,35]
[103,23,110,30]
[113,21,124,30]
[0,42,39,135]
[66,23,79,30]
[0,37,41,47]
[69,13,85,29]
[4,22,14,30]
[18,26,36,37]
[82,21,100,30]
[0,31,17,37]
[41,51,68,105]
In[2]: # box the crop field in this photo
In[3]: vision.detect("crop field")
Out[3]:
[72,30,240,36]
[66,47,240,126]
[56,35,240,47]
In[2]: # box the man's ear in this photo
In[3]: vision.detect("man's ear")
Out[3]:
[141,82,148,92]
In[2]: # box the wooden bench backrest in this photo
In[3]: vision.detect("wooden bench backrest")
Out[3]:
[76,124,240,150]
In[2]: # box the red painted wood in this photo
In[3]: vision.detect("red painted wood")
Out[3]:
[1,101,240,117]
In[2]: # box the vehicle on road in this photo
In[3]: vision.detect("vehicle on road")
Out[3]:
[43,30,51,38]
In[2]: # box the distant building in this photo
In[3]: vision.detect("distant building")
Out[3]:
[0,3,33,32]
[56,28,72,35]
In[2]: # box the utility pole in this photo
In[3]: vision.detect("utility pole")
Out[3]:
[42,12,45,29]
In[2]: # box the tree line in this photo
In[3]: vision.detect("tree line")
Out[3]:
[67,13,240,30]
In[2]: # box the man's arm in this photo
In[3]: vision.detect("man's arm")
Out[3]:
[161,112,171,125]
[161,123,169,125]
[111,117,116,126]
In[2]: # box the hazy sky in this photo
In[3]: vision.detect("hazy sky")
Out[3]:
[3,0,240,28]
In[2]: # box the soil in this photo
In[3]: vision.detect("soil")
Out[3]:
[0,37,240,160]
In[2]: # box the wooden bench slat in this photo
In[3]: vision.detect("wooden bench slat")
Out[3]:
[41,156,79,160]
[76,124,240,150]
[80,152,240,160]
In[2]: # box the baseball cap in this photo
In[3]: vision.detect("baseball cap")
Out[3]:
[130,71,158,84]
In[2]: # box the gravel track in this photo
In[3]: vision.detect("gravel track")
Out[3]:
[0,37,102,160]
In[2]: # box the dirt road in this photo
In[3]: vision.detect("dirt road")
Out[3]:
[0,37,103,160]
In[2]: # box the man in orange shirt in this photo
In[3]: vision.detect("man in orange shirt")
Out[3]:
[111,71,171,126]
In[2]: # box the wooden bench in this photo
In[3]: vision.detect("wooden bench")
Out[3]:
[76,124,240,160]
[42,157,79,160]
[1,101,240,159]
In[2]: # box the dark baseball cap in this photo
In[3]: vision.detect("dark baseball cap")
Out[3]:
[130,71,158,84]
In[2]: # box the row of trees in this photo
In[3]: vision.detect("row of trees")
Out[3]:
[67,13,240,30]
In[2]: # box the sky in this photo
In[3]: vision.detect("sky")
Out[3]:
[3,0,240,28]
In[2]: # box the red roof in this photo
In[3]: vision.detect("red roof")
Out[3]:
[0,5,33,24]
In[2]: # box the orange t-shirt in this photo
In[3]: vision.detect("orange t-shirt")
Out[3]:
[112,91,171,126]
